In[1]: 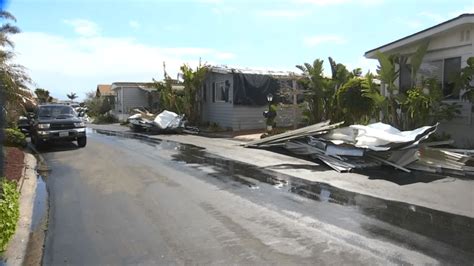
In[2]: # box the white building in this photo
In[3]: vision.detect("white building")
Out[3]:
[365,13,474,147]
[111,82,157,121]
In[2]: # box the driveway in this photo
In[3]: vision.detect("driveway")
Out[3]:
[39,130,474,265]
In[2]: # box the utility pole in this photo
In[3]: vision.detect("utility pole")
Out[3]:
[292,79,297,129]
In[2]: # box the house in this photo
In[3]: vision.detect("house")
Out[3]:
[365,13,474,147]
[201,66,304,131]
[96,84,115,110]
[111,82,158,121]
[96,84,114,98]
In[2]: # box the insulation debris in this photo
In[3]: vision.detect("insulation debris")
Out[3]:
[127,110,199,134]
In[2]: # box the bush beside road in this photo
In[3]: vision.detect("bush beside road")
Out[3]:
[0,179,20,252]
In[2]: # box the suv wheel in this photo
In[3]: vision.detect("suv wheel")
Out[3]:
[77,137,87,148]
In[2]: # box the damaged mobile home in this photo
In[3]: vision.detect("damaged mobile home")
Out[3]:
[200,66,305,130]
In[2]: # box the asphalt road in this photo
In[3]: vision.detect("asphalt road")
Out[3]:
[40,130,474,265]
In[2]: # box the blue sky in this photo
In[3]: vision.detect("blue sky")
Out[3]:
[4,0,474,100]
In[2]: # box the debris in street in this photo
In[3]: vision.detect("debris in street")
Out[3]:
[245,121,474,176]
[127,110,199,134]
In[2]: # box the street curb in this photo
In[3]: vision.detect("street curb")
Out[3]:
[2,153,38,266]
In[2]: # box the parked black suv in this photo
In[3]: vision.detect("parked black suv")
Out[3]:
[31,104,87,148]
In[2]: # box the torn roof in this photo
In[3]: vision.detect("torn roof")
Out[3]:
[208,65,302,77]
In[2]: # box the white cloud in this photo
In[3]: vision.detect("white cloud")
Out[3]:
[63,19,100,36]
[395,17,423,29]
[418,11,445,23]
[129,20,140,29]
[294,0,383,6]
[295,0,349,5]
[419,5,474,24]
[347,57,378,75]
[303,35,346,46]
[257,9,311,18]
[163,25,182,32]
[211,6,236,15]
[11,31,236,99]
[195,0,223,3]
[449,5,474,17]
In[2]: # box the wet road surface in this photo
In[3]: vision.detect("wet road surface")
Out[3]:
[40,130,474,265]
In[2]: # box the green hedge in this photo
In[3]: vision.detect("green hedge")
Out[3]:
[3,128,27,147]
[0,179,20,252]
[93,114,118,124]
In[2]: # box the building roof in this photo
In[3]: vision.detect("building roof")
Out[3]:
[110,82,155,91]
[96,84,113,96]
[208,65,301,78]
[365,13,474,58]
[111,82,154,87]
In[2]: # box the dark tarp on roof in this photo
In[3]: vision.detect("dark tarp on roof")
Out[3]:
[233,73,279,106]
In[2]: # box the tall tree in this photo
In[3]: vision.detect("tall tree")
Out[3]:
[296,59,339,123]
[180,63,208,124]
[0,11,34,115]
[35,88,53,104]
[1,11,34,177]
[67,92,78,101]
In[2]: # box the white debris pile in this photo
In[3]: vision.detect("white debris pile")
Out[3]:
[127,110,199,134]
[245,121,474,176]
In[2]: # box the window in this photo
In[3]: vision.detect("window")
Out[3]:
[213,80,230,102]
[419,60,443,82]
[412,57,461,99]
[418,60,443,88]
[399,61,412,93]
[212,82,215,102]
[38,106,75,118]
[460,29,471,42]
[203,84,207,102]
[443,57,461,98]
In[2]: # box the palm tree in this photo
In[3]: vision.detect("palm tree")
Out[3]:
[372,41,430,128]
[35,88,52,104]
[67,92,78,101]
[1,11,34,126]
[296,59,333,123]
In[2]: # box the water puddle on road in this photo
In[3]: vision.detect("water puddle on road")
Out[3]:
[94,129,474,258]
[30,176,48,231]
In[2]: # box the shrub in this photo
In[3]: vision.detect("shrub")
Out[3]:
[0,179,20,252]
[93,114,118,124]
[336,78,374,124]
[3,128,27,147]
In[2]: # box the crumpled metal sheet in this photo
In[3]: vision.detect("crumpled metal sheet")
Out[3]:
[349,123,438,151]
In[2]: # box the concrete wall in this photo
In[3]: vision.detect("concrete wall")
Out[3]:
[201,72,234,129]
